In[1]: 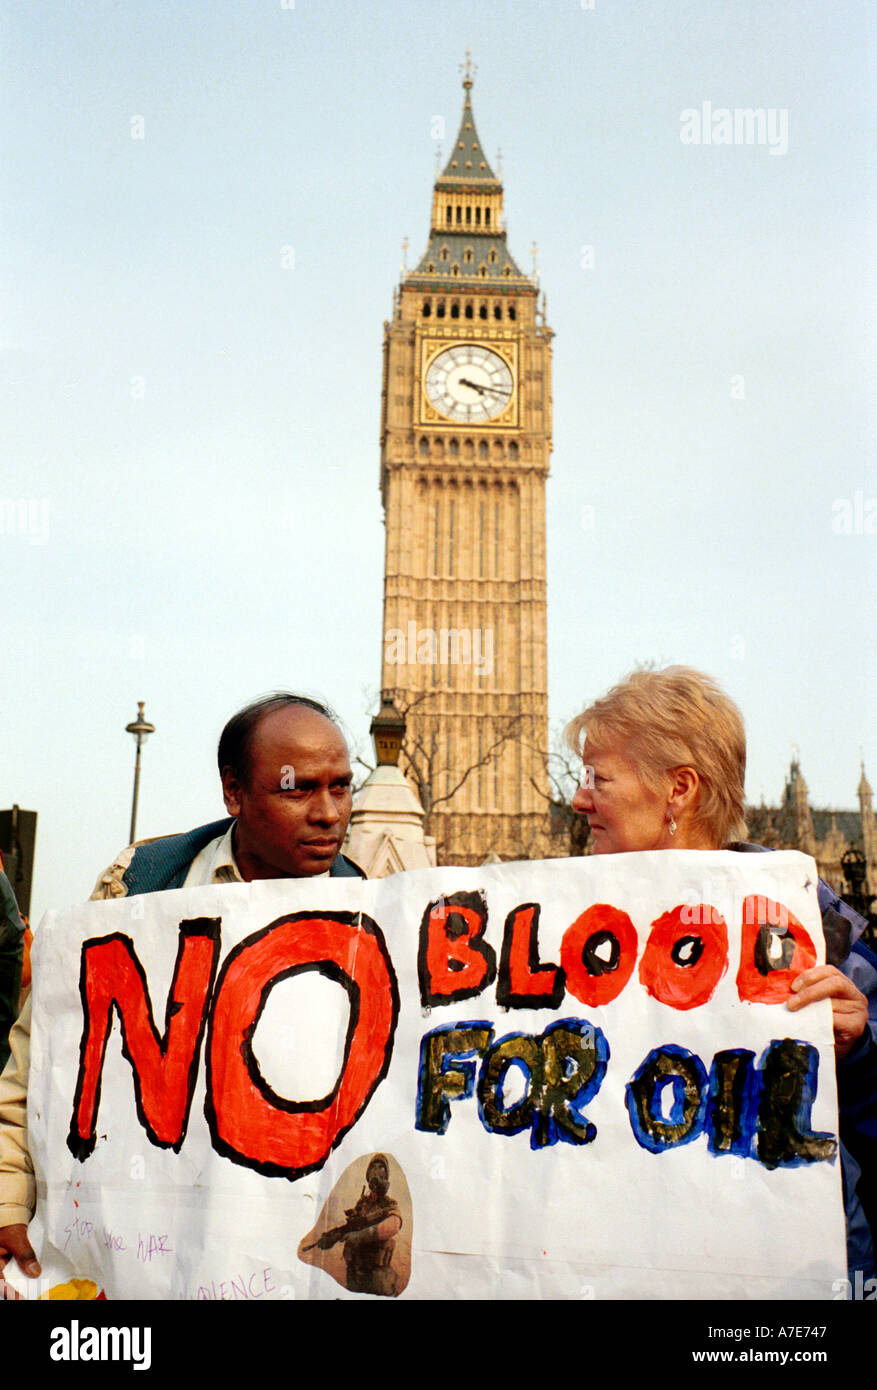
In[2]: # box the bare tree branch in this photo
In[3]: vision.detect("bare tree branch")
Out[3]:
[433,712,526,808]
[366,696,586,860]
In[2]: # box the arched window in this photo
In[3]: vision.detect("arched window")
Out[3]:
[422,300,431,317]
[508,441,519,460]
[478,440,489,459]
[494,304,502,320]
[464,302,473,319]
[450,300,460,318]
[446,206,452,225]
[451,264,460,278]
[508,304,516,320]
[436,299,446,318]
[479,302,488,318]
[419,437,430,457]
[449,438,460,457]
[485,208,491,226]
[463,247,474,264]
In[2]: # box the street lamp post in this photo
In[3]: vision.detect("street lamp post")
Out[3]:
[125,701,156,843]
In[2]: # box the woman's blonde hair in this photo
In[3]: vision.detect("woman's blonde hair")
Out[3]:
[565,666,747,845]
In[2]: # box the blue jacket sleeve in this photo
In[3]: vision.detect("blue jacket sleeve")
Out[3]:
[838,938,877,1246]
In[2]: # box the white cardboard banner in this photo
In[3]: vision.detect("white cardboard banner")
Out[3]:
[19,850,845,1300]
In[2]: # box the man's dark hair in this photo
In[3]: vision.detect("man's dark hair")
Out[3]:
[218,693,339,786]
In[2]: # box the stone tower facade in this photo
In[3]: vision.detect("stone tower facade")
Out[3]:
[379,65,552,863]
[783,758,817,857]
[859,765,877,873]
[748,759,877,904]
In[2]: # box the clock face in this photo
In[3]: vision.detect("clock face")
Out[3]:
[424,344,514,423]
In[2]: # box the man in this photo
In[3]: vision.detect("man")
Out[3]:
[0,692,362,1284]
[94,693,362,896]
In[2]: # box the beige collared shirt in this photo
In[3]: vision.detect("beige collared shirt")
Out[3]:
[93,824,332,900]
[182,824,244,888]
[182,825,330,886]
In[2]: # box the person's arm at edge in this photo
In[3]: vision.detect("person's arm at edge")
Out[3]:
[0,994,40,1277]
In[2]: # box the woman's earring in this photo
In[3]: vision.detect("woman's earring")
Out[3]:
[668,812,677,837]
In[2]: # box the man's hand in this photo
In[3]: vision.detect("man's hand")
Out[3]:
[0,1224,40,1278]
[787,965,869,1060]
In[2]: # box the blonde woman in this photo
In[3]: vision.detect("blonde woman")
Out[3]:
[568,665,876,1279]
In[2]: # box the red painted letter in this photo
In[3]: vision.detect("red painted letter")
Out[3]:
[639,905,728,1010]
[498,903,563,1009]
[67,919,221,1160]
[206,911,398,1179]
[418,890,496,1006]
[737,896,817,1004]
[561,903,638,1007]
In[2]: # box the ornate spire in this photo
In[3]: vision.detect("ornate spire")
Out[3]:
[438,57,499,186]
[859,760,873,803]
[784,752,816,854]
[408,64,530,286]
[859,760,877,873]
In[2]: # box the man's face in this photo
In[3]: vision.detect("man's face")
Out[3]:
[221,706,354,879]
[367,1159,389,1195]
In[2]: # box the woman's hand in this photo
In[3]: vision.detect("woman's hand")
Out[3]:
[786,965,869,1060]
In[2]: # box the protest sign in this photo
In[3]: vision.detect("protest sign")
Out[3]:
[19,850,845,1299]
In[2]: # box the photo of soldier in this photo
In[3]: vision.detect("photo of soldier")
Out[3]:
[299,1152,410,1297]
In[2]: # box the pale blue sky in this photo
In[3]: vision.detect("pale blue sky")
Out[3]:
[2,0,875,919]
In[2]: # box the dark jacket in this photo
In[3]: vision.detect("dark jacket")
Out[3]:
[118,818,365,896]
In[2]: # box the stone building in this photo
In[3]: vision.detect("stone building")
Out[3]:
[746,759,877,902]
[378,61,553,864]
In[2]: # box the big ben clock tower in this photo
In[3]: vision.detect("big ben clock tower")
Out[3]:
[379,59,553,863]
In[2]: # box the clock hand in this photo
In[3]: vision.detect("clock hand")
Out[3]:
[458,377,512,397]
